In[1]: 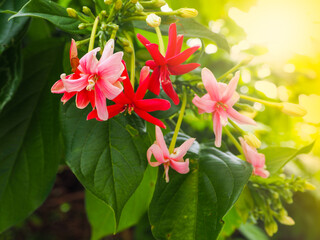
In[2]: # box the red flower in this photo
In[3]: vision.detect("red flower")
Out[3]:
[137,23,200,105]
[87,63,171,128]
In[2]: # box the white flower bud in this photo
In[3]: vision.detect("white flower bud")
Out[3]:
[178,8,198,18]
[146,13,161,28]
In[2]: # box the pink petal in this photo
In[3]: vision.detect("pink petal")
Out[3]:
[98,52,124,84]
[95,87,108,121]
[69,39,78,61]
[254,168,270,178]
[168,63,200,75]
[147,144,166,167]
[62,74,88,92]
[227,107,256,125]
[202,68,220,101]
[96,79,123,100]
[221,71,240,103]
[79,47,100,74]
[51,79,65,93]
[192,94,216,114]
[213,111,222,147]
[165,23,177,59]
[100,39,115,62]
[170,159,189,174]
[171,138,196,161]
[166,46,199,66]
[155,126,170,158]
[76,90,90,109]
[164,164,170,183]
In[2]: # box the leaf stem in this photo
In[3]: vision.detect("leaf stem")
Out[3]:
[155,26,165,56]
[217,62,242,81]
[240,94,282,108]
[169,90,187,153]
[223,126,243,155]
[123,16,147,22]
[124,31,135,90]
[229,119,246,135]
[88,16,100,52]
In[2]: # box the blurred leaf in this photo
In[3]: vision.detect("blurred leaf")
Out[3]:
[0,0,29,54]
[0,46,22,113]
[10,0,87,34]
[86,165,157,240]
[61,105,151,226]
[134,18,229,52]
[239,223,269,240]
[262,142,315,174]
[149,143,252,240]
[0,39,64,233]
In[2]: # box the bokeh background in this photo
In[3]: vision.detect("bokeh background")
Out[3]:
[1,0,320,239]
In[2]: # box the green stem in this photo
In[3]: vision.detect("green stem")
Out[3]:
[155,26,165,55]
[76,33,100,47]
[223,126,243,155]
[240,94,282,108]
[123,16,147,22]
[148,11,179,16]
[217,62,242,81]
[124,31,135,90]
[88,16,100,52]
[106,4,116,22]
[229,119,246,135]
[110,28,118,39]
[169,91,187,153]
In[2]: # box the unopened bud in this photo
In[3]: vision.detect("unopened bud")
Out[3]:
[130,0,138,3]
[67,8,77,18]
[124,46,133,53]
[146,13,161,28]
[265,220,278,236]
[197,82,204,89]
[78,23,93,29]
[178,8,198,18]
[101,10,107,16]
[135,2,144,12]
[118,37,130,46]
[244,133,261,149]
[280,215,295,225]
[281,102,307,117]
[104,0,113,5]
[115,0,122,10]
[82,6,95,18]
[154,0,166,7]
[141,0,166,8]
[305,181,316,190]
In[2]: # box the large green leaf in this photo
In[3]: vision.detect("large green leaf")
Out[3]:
[86,165,157,240]
[61,105,151,225]
[261,142,314,174]
[134,18,229,52]
[0,0,29,54]
[9,0,87,34]
[149,142,252,240]
[0,39,64,233]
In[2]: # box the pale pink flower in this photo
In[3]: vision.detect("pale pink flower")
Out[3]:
[52,39,124,120]
[192,68,256,147]
[147,126,195,182]
[239,137,269,178]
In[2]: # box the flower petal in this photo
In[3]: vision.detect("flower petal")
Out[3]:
[137,33,151,47]
[98,52,124,84]
[148,67,161,95]
[202,68,220,101]
[170,159,189,174]
[213,111,222,147]
[227,107,256,125]
[120,62,135,99]
[51,79,65,93]
[76,90,90,109]
[96,78,123,100]
[146,60,157,69]
[79,47,100,74]
[192,94,215,114]
[70,39,79,72]
[155,126,170,157]
[175,35,184,55]
[221,71,240,103]
[135,108,166,129]
[166,46,200,66]
[135,66,150,100]
[162,80,179,105]
[62,74,88,92]
[134,99,171,111]
[147,144,166,167]
[100,39,115,62]
[61,92,76,104]
[165,23,177,59]
[95,87,108,121]
[254,168,270,178]
[171,138,196,161]
[168,63,200,75]
[145,43,166,65]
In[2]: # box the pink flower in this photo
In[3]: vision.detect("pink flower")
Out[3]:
[239,137,269,178]
[192,68,256,147]
[147,126,195,182]
[51,39,124,120]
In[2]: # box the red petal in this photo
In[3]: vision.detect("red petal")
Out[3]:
[107,104,125,118]
[165,23,177,59]
[148,68,161,95]
[121,62,135,99]
[134,108,166,128]
[145,43,166,65]
[51,79,65,93]
[175,35,184,55]
[146,60,157,69]
[87,109,99,120]
[61,92,76,104]
[162,81,179,105]
[76,90,90,109]
[135,68,150,100]
[137,33,151,47]
[166,46,199,66]
[168,63,200,75]
[113,92,131,104]
[134,99,171,111]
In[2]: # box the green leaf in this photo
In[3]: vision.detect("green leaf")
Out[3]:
[9,0,87,34]
[61,106,151,226]
[133,18,230,52]
[261,142,315,174]
[0,0,29,54]
[0,45,22,113]
[0,39,64,233]
[149,143,252,240]
[239,223,269,240]
[86,165,157,240]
